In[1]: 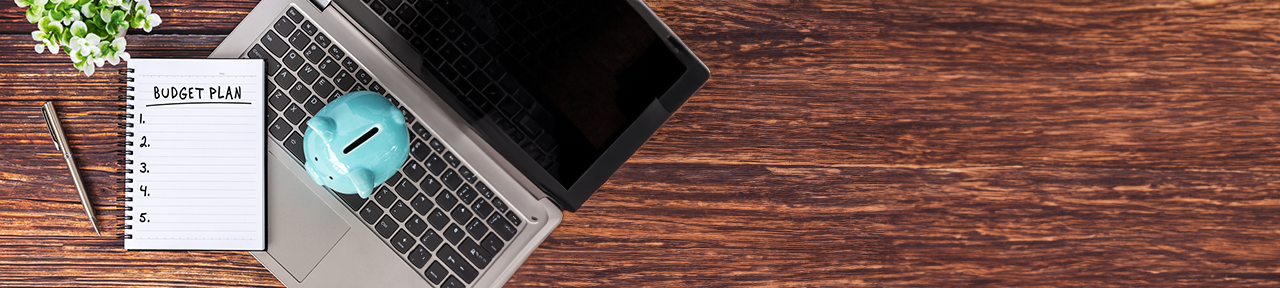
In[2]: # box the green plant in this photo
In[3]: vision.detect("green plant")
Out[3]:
[16,0,161,76]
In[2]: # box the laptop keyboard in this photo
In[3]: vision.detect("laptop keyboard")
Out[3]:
[245,6,524,286]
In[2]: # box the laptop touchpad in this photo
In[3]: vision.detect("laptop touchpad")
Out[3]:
[265,153,351,282]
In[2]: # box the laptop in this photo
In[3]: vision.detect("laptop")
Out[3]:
[209,0,708,287]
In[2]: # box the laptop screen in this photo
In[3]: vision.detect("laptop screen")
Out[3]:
[401,0,687,190]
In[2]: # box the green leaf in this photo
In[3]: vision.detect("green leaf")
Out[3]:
[70,20,87,37]
[110,10,125,23]
[99,7,110,22]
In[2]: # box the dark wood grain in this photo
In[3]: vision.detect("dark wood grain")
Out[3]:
[2,0,1279,287]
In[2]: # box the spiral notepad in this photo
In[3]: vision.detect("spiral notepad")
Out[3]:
[121,58,266,250]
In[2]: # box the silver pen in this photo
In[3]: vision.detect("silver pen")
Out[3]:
[41,101,101,236]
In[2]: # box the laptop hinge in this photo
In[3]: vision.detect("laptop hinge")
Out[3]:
[309,0,331,10]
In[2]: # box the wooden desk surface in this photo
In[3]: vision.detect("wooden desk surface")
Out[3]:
[2,0,1279,286]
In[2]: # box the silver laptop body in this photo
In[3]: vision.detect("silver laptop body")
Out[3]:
[210,0,708,287]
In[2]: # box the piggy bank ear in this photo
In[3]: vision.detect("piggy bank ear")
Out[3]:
[308,116,337,141]
[388,105,405,125]
[350,168,376,198]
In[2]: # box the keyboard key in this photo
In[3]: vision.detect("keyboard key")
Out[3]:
[409,17,429,32]
[471,200,494,220]
[341,57,359,71]
[410,36,430,53]
[384,172,402,187]
[428,138,446,153]
[372,186,396,207]
[394,179,417,199]
[389,200,412,221]
[424,262,448,284]
[368,0,387,14]
[450,205,473,225]
[355,69,372,84]
[268,89,290,111]
[405,214,429,236]
[268,118,290,141]
[303,43,325,63]
[328,46,346,61]
[464,218,488,241]
[440,20,462,40]
[285,7,303,22]
[437,245,478,283]
[424,261,448,284]
[441,276,465,288]
[333,71,357,90]
[408,245,431,268]
[456,184,477,204]
[284,132,306,163]
[369,81,386,94]
[480,233,504,255]
[314,32,333,48]
[275,71,298,93]
[400,106,416,124]
[318,57,341,77]
[505,210,521,226]
[383,13,401,28]
[247,45,281,76]
[425,154,447,174]
[410,193,434,215]
[282,50,305,71]
[410,140,430,160]
[261,30,290,57]
[476,183,494,199]
[274,17,296,39]
[390,229,415,253]
[458,238,491,268]
[435,188,457,210]
[359,201,383,225]
[491,198,508,214]
[303,95,325,115]
[395,4,418,22]
[403,160,427,181]
[300,20,318,35]
[421,176,442,196]
[288,30,310,50]
[421,229,444,250]
[283,104,306,124]
[440,169,462,190]
[442,152,461,166]
[411,122,430,138]
[397,25,414,39]
[443,224,465,244]
[426,208,449,230]
[375,215,399,238]
[313,77,335,100]
[488,214,517,240]
[299,116,311,137]
[458,166,476,183]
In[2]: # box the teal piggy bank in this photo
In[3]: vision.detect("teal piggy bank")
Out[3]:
[303,91,410,198]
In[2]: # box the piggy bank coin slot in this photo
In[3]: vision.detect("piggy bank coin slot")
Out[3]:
[344,127,380,154]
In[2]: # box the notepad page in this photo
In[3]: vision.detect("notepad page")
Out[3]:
[125,59,266,250]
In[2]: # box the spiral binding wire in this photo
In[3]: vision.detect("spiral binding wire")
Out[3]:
[118,67,135,240]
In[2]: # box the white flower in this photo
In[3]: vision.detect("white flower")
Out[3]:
[143,14,161,32]
[48,44,59,54]
[82,62,95,76]
[111,36,126,50]
[31,30,43,41]
[93,56,105,67]
[35,44,45,54]
[118,51,130,61]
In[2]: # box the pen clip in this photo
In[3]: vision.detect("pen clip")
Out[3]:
[41,101,65,153]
